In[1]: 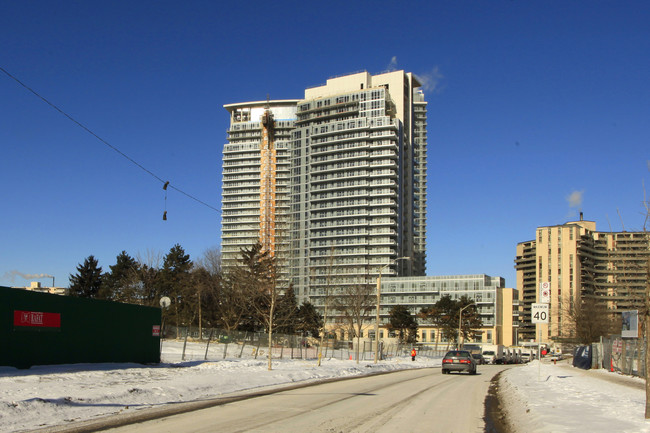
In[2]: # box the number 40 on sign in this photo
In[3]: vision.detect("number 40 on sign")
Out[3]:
[531,303,549,324]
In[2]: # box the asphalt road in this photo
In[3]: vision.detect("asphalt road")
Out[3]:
[101,365,508,433]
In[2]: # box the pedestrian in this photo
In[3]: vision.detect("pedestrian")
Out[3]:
[411,348,416,361]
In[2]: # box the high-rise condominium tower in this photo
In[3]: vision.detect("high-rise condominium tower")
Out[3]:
[290,70,427,307]
[221,100,298,266]
[515,215,650,342]
[222,71,428,310]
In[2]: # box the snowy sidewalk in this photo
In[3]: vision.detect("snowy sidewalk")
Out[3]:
[500,359,650,433]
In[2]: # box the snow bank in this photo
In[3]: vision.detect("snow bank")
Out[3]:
[0,341,438,432]
[500,360,650,433]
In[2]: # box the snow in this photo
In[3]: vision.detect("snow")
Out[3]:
[500,359,650,433]
[1,341,649,432]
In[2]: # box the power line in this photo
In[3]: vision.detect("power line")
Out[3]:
[0,66,221,214]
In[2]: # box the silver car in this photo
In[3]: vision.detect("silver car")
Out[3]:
[441,350,477,374]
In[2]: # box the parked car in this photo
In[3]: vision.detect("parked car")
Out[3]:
[471,353,486,365]
[482,350,496,364]
[481,345,505,364]
[441,350,477,375]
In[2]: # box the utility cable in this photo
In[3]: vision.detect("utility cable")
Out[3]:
[0,66,221,214]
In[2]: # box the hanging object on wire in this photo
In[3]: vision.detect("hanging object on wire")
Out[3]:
[163,181,169,220]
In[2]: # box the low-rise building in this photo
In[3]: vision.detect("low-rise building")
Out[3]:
[377,274,519,347]
[14,281,68,296]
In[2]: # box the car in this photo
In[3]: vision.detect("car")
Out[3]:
[471,353,486,365]
[441,350,477,375]
[482,350,496,364]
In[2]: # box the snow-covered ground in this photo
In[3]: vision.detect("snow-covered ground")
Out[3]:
[500,358,650,433]
[1,341,649,432]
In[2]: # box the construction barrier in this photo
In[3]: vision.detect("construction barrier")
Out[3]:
[1,286,161,369]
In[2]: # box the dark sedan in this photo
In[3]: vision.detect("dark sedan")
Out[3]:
[441,350,477,375]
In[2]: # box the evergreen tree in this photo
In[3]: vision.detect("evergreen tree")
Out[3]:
[134,263,161,306]
[295,301,323,338]
[99,251,139,302]
[189,265,224,337]
[230,242,275,332]
[69,255,103,298]
[387,305,419,344]
[160,244,193,328]
[457,295,483,345]
[420,295,482,347]
[274,284,298,335]
[420,295,457,344]
[231,242,283,370]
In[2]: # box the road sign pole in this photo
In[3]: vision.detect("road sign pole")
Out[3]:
[538,328,542,381]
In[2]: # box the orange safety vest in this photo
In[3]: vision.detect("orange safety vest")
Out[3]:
[411,349,416,356]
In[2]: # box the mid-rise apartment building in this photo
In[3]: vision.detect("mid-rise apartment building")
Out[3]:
[378,274,518,346]
[222,71,428,309]
[515,214,649,343]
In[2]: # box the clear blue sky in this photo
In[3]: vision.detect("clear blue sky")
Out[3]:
[1,1,649,289]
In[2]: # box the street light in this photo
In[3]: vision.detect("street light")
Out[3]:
[458,304,472,350]
[374,256,410,364]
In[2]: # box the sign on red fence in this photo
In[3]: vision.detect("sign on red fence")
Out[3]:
[13,310,61,328]
[613,339,623,354]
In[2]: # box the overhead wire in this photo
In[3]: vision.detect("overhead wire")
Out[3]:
[0,66,221,214]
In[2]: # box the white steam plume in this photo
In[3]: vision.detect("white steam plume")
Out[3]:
[3,271,54,283]
[415,67,444,93]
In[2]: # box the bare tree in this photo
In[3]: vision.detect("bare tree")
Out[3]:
[216,269,250,332]
[196,247,222,276]
[333,282,375,363]
[643,172,650,418]
[564,297,617,344]
[317,247,335,366]
[136,248,164,270]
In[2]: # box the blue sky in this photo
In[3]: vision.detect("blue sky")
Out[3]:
[1,1,649,289]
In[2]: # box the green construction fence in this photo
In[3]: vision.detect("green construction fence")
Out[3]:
[1,286,161,369]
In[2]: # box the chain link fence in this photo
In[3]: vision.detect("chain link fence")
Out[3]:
[599,335,646,377]
[160,326,443,363]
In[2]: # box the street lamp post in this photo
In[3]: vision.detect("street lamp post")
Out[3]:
[374,257,409,364]
[458,304,472,350]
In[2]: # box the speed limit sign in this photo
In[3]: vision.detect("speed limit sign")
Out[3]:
[532,303,549,323]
